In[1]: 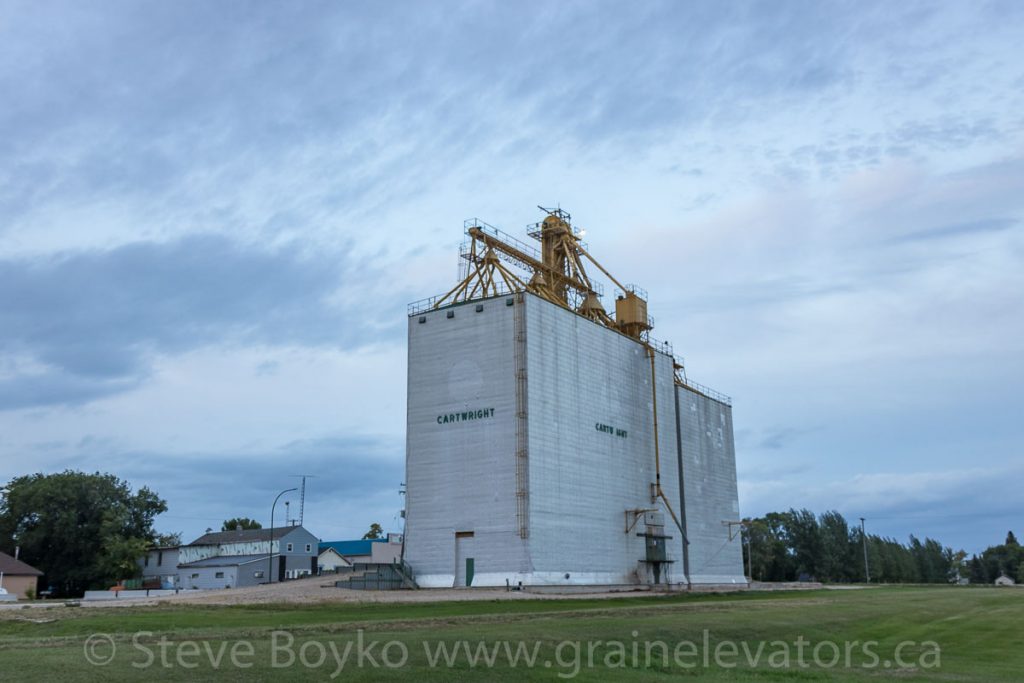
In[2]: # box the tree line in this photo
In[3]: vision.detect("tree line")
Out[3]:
[743,509,1020,585]
[965,531,1022,584]
[3,471,1018,595]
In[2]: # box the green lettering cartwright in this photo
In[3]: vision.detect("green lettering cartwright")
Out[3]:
[437,407,496,425]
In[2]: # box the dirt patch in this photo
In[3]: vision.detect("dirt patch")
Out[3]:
[140,577,662,606]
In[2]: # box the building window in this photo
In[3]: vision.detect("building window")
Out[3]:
[144,555,149,567]
[215,572,224,579]
[286,543,293,552]
[305,543,311,553]
[191,573,199,579]
[253,570,265,578]
[157,551,163,567]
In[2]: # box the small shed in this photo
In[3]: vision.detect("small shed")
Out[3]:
[317,547,352,574]
[995,574,1016,587]
[0,551,43,600]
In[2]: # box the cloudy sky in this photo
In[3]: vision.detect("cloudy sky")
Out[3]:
[1,1,1021,553]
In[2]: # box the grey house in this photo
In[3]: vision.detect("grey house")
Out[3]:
[138,546,181,588]
[178,526,318,589]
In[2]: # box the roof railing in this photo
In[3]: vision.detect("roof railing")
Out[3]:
[644,334,672,355]
[678,378,732,406]
[407,283,519,316]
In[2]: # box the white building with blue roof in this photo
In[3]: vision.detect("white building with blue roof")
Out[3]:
[318,534,403,568]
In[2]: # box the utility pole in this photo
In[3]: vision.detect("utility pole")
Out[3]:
[860,517,870,583]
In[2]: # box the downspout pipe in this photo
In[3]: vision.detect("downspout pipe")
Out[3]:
[647,346,691,589]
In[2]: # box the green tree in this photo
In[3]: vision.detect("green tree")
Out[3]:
[968,555,988,584]
[741,514,795,582]
[948,549,968,583]
[785,508,821,579]
[908,536,950,583]
[869,536,893,582]
[978,538,1024,582]
[155,531,182,546]
[738,508,993,586]
[363,522,384,540]
[818,510,853,582]
[102,534,151,583]
[762,512,797,581]
[1006,531,1018,546]
[0,470,166,597]
[222,517,262,531]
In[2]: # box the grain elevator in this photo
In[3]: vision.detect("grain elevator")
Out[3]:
[404,209,746,588]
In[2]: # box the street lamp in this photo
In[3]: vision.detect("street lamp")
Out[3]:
[268,488,297,583]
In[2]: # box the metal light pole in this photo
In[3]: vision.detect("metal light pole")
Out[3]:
[860,517,870,583]
[268,488,297,583]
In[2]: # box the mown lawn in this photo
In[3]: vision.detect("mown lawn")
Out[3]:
[0,586,1020,681]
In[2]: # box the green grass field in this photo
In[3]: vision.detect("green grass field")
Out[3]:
[0,587,1021,681]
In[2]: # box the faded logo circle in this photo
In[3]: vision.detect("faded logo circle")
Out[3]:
[83,633,116,666]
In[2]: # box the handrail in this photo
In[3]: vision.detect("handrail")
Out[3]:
[678,378,732,406]
[407,285,518,316]
[465,219,542,263]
